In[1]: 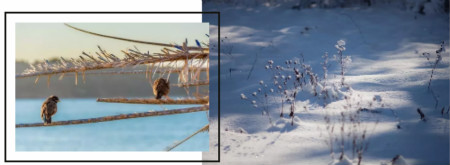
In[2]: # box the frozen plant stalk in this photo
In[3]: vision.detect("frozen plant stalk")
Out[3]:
[335,40,351,87]
[427,41,444,90]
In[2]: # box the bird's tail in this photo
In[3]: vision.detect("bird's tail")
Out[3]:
[156,92,163,99]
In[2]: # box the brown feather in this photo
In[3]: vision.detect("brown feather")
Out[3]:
[153,78,170,99]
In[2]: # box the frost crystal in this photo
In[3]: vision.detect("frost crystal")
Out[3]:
[343,56,352,65]
[240,93,247,99]
[337,40,346,46]
[335,40,346,51]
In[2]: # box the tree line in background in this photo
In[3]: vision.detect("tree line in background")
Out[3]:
[203,0,449,15]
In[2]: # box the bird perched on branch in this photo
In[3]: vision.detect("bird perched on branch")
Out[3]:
[41,95,60,124]
[153,78,170,100]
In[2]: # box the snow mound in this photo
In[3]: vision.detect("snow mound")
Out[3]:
[392,155,409,165]
[237,127,248,134]
[224,127,248,134]
[329,155,353,165]
[267,116,300,132]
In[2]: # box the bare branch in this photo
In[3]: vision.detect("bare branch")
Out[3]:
[17,52,208,78]
[64,23,208,52]
[16,105,209,128]
[173,80,209,87]
[166,124,209,151]
[97,97,209,105]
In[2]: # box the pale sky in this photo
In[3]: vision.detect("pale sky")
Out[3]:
[15,23,209,63]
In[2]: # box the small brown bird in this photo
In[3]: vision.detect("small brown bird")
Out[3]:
[153,78,170,100]
[41,95,60,124]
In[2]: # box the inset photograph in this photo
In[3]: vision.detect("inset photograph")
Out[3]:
[15,23,210,151]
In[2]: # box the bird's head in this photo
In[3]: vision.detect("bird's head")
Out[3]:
[49,95,60,102]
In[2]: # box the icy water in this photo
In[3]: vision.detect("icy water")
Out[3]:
[15,98,209,151]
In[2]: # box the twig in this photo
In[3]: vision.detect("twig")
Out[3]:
[417,108,426,121]
[16,105,209,128]
[429,88,439,109]
[64,23,207,52]
[97,97,209,105]
[166,124,209,151]
[247,53,259,80]
[173,80,209,87]
[17,68,208,79]
[340,13,369,46]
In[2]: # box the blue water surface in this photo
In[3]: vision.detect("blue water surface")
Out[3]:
[15,98,209,151]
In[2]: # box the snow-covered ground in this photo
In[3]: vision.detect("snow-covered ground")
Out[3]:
[204,2,449,165]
